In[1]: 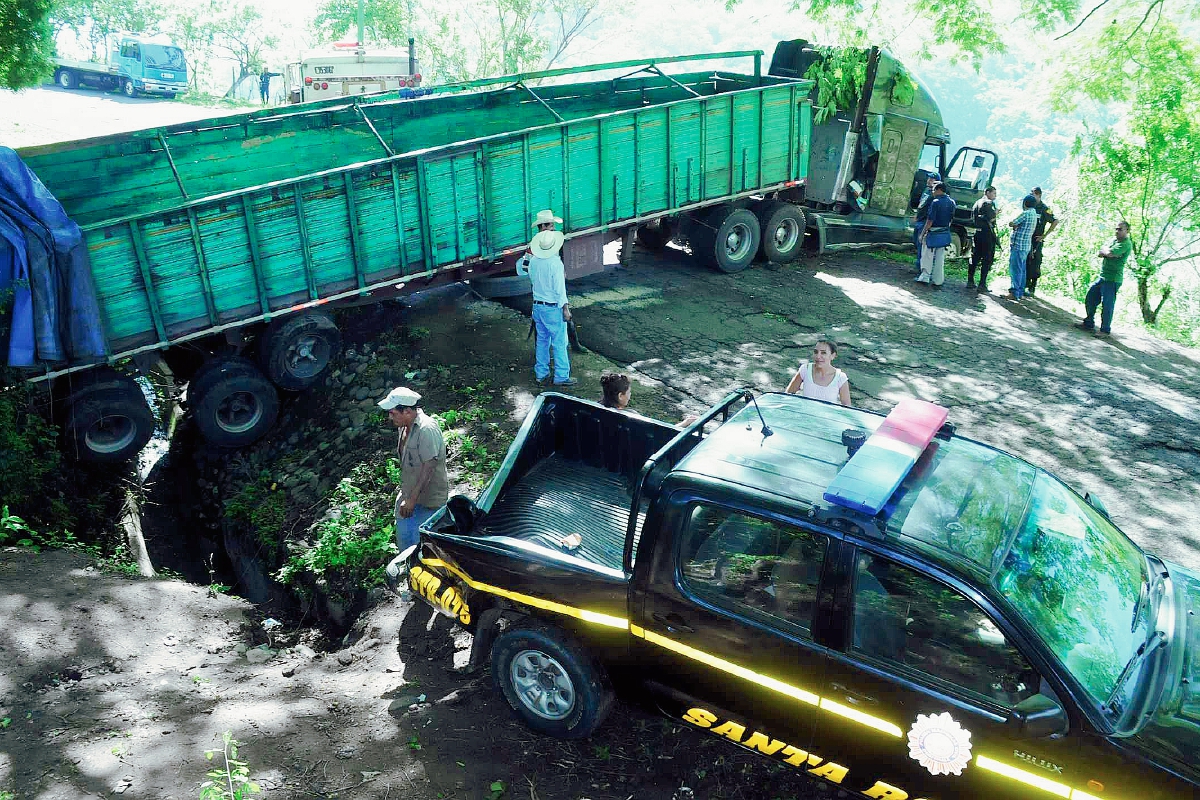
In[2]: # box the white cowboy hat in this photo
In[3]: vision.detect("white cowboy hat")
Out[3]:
[378,386,421,410]
[529,229,565,258]
[532,209,563,228]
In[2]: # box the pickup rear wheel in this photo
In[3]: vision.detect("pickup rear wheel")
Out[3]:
[492,624,614,739]
[257,311,341,391]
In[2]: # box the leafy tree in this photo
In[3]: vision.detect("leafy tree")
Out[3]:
[208,2,278,92]
[312,0,418,46]
[167,0,221,92]
[0,0,56,89]
[1064,23,1200,324]
[77,0,165,60]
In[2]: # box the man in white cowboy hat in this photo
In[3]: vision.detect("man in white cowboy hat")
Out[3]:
[378,387,449,550]
[517,209,577,386]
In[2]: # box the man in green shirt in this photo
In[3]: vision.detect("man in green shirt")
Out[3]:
[1077,221,1133,336]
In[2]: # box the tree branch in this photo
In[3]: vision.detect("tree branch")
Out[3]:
[1119,0,1165,51]
[1054,0,1115,40]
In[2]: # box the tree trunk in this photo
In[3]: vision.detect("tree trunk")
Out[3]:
[1136,275,1171,324]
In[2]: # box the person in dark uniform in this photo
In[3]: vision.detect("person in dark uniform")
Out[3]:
[968,186,998,292]
[259,67,281,105]
[1025,186,1058,295]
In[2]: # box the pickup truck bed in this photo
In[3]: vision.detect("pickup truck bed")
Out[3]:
[475,454,645,571]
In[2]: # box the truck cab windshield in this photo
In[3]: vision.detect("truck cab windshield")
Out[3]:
[143,45,185,70]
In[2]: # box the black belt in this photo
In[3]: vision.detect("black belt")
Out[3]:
[533,300,559,306]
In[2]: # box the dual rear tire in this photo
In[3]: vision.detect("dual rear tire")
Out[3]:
[64,371,155,463]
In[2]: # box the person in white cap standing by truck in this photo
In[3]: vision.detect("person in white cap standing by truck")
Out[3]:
[518,209,577,386]
[378,386,449,550]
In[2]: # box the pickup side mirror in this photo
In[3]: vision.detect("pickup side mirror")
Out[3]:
[1084,491,1111,520]
[1009,694,1068,738]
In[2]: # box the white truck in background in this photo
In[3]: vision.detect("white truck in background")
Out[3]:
[286,37,424,104]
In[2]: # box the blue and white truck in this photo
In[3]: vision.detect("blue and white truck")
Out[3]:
[52,34,188,98]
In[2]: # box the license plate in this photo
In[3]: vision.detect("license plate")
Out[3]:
[161,72,174,79]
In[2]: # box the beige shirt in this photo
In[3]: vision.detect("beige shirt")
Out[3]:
[399,410,449,508]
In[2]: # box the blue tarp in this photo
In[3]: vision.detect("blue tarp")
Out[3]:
[0,147,107,367]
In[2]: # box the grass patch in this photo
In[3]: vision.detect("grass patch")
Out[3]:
[224,472,287,549]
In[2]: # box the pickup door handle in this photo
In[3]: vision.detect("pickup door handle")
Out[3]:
[830,683,879,706]
[651,613,695,634]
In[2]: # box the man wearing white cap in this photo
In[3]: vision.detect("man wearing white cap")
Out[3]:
[378,387,449,550]
[517,209,577,386]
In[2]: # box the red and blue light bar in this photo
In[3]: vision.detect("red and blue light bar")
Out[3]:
[823,399,949,516]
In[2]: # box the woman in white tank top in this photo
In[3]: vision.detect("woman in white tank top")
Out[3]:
[784,340,851,406]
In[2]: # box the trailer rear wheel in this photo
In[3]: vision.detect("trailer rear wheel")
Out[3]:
[635,218,675,250]
[755,201,806,263]
[692,206,761,273]
[189,359,279,448]
[57,69,77,90]
[257,311,341,391]
[65,383,155,463]
[492,623,614,739]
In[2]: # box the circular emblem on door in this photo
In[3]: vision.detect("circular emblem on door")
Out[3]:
[906,712,973,776]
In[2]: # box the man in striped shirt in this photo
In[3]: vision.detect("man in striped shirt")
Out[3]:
[1006,195,1039,301]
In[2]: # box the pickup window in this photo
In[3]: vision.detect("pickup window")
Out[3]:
[852,552,1041,708]
[680,504,828,637]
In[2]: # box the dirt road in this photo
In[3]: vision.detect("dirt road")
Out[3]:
[2,243,1198,800]
[0,87,250,148]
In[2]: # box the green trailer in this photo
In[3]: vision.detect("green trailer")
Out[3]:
[18,50,813,461]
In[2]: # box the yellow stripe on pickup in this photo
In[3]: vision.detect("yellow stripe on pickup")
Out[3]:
[419,557,629,629]
[418,558,900,738]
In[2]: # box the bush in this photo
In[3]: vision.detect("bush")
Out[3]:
[275,479,396,597]
[224,471,288,548]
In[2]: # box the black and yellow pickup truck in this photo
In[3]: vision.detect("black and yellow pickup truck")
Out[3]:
[402,390,1200,800]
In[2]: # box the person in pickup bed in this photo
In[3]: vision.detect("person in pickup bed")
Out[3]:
[378,386,450,551]
[600,372,633,411]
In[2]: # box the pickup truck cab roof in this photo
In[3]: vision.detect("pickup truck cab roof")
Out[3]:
[407,391,1199,800]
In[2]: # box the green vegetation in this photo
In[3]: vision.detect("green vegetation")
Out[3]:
[803,46,868,125]
[200,732,259,800]
[224,471,287,549]
[275,478,397,596]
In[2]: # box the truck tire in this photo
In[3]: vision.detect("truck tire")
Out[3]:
[947,228,968,261]
[470,273,532,299]
[189,359,279,448]
[257,311,341,391]
[122,79,138,98]
[691,206,761,273]
[755,201,806,263]
[636,218,675,250]
[65,383,155,463]
[492,623,614,739]
[57,69,77,90]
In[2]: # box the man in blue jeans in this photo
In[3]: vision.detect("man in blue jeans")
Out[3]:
[1006,195,1039,301]
[518,209,577,386]
[379,386,449,551]
[1077,221,1133,337]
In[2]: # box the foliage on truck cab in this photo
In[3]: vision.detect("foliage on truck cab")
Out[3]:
[803,46,869,125]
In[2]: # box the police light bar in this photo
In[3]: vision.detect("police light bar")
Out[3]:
[823,399,949,516]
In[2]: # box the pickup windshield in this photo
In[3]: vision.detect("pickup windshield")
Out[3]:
[143,45,186,71]
[993,473,1150,707]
